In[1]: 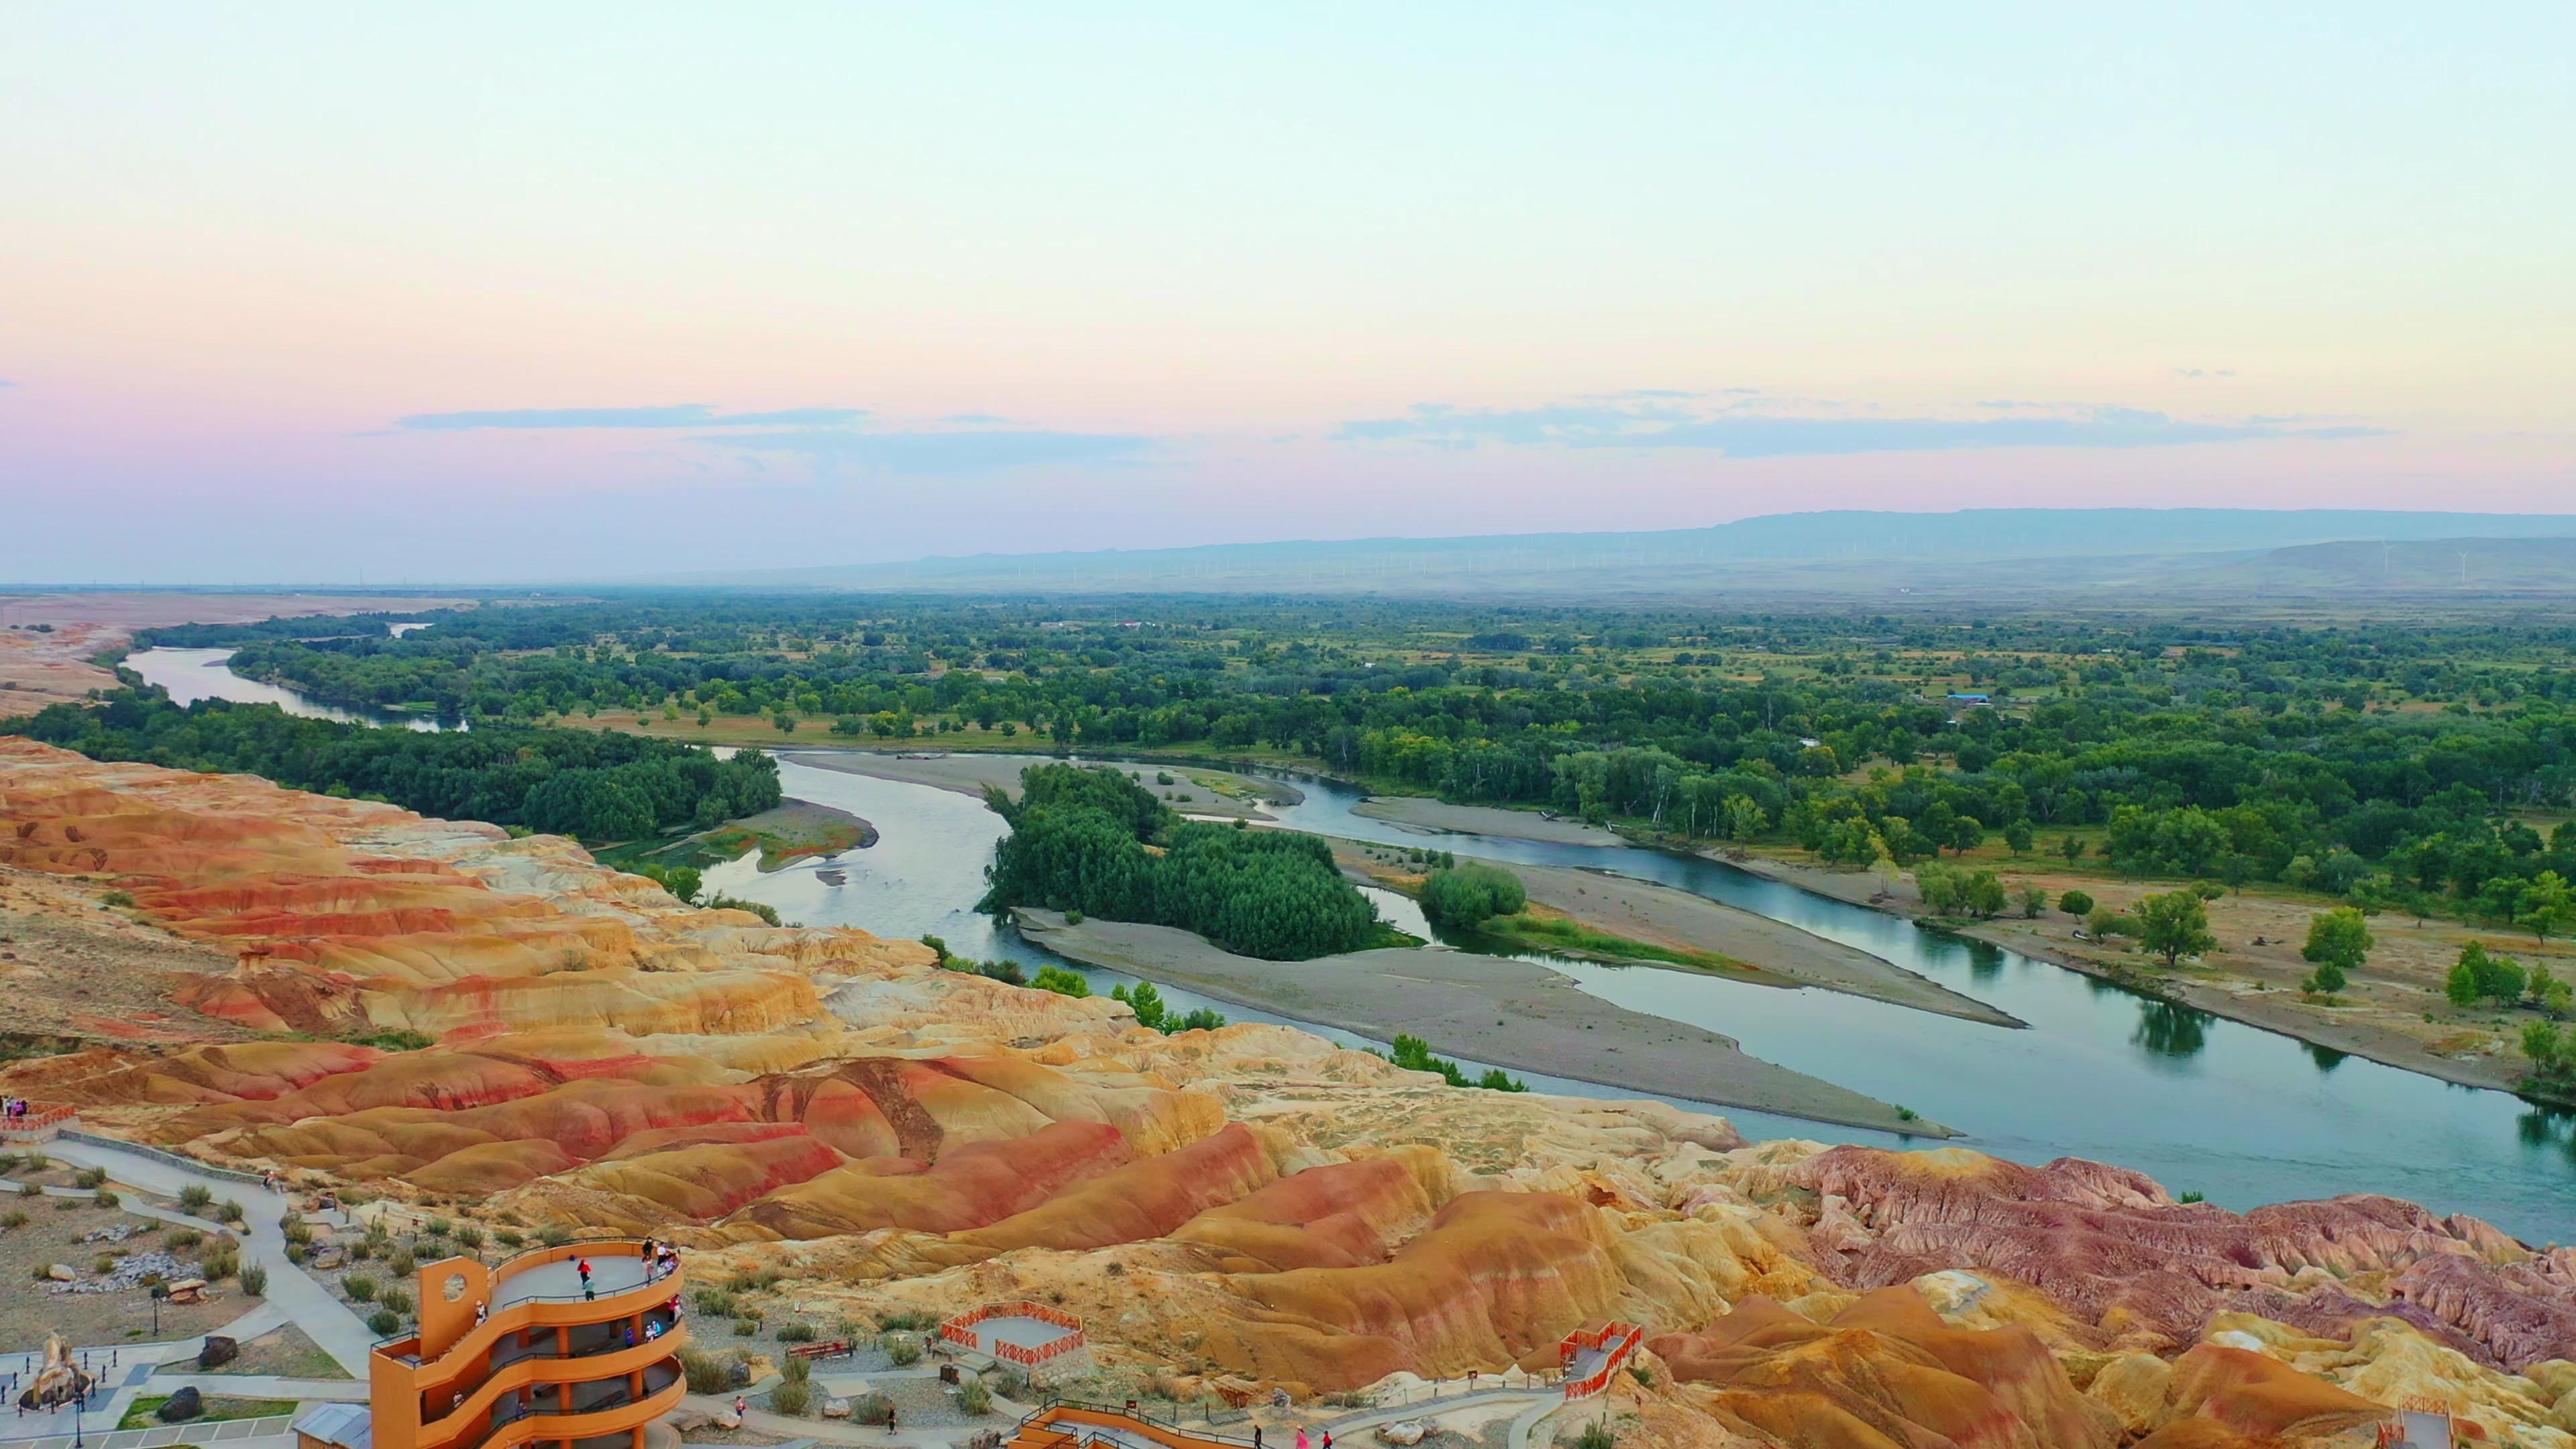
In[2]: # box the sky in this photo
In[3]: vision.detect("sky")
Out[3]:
[3,3,2571,584]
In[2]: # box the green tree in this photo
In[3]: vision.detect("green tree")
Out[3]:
[1724,795,1768,841]
[2300,908,2373,983]
[2058,889,2094,917]
[2085,904,2124,940]
[2003,820,2033,856]
[2015,883,2048,918]
[2445,955,2483,1008]
[2516,871,2576,944]
[2520,1020,2563,1073]
[2058,836,2086,866]
[2135,890,2218,967]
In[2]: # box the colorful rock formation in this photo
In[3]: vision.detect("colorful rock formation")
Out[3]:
[5,738,2575,1448]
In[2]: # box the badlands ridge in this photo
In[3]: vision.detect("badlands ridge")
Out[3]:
[3,736,2573,1449]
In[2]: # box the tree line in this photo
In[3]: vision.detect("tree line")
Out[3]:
[9,690,779,843]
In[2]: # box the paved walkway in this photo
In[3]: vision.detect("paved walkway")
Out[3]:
[1,1138,380,1443]
[38,1139,378,1379]
[3,1413,297,1449]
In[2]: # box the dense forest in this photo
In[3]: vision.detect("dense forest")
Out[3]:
[9,690,780,841]
[127,593,2576,932]
[979,763,1380,959]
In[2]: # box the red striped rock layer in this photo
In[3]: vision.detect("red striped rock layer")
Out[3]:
[1786,1145,2573,1369]
[0,739,930,1042]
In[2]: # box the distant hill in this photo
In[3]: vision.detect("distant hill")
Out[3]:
[2174,535,2576,594]
[645,508,2576,606]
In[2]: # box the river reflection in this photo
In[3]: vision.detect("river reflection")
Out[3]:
[2129,1000,2213,1061]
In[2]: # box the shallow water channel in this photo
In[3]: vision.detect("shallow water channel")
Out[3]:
[115,651,2576,1242]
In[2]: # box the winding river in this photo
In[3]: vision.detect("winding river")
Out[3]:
[121,650,2576,1242]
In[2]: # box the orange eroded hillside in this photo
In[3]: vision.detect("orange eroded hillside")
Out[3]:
[3,737,2573,1446]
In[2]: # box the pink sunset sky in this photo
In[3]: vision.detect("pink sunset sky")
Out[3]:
[3,5,2570,582]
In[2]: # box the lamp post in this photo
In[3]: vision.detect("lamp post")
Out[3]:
[150,1282,168,1337]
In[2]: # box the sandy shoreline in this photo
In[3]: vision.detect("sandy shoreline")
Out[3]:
[1707,847,2534,1098]
[784,749,1295,820]
[1015,907,1955,1138]
[1338,845,2020,1028]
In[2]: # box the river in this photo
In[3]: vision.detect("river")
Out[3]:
[118,651,2576,1242]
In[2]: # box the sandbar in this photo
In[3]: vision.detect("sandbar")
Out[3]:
[1351,797,1621,846]
[785,749,1293,819]
[1015,907,1955,1138]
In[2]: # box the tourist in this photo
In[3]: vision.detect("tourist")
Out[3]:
[623,1324,636,1349]
[644,1320,662,1342]
[1252,1428,1263,1449]
[885,1405,898,1436]
[1296,1429,1309,1449]
[733,1395,747,1421]
[576,1256,592,1287]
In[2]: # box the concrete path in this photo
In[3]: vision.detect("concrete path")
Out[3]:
[1316,1389,1554,1438]
[39,1139,379,1378]
[679,1393,1006,1448]
[3,1413,297,1449]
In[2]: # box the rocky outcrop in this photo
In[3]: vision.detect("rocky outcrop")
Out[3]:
[1784,1144,2563,1370]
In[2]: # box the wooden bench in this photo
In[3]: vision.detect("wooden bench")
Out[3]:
[786,1338,853,1360]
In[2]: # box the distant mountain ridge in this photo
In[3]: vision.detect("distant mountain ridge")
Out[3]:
[653,508,2576,602]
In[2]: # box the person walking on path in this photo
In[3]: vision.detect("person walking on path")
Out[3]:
[576,1256,592,1287]
[1296,1429,1309,1449]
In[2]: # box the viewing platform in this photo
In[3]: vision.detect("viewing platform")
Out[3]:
[364,1240,686,1449]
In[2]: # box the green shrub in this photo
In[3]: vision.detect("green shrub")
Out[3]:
[1574,1419,1615,1449]
[168,1230,203,1251]
[216,1199,246,1224]
[386,1248,416,1276]
[102,890,136,907]
[74,1167,108,1189]
[349,1238,375,1260]
[2057,890,2094,918]
[380,1286,413,1315]
[20,1152,47,1171]
[693,1288,739,1317]
[453,1224,484,1249]
[680,1350,731,1394]
[733,1318,760,1337]
[493,1228,525,1248]
[1030,965,1091,998]
[776,1323,816,1343]
[769,1381,813,1417]
[1,1210,27,1229]
[343,1274,379,1303]
[1419,863,1527,928]
[15,1183,38,1199]
[850,1392,893,1425]
[178,1185,213,1212]
[282,1220,315,1245]
[885,1335,922,1367]
[95,1254,118,1273]
[958,1379,994,1415]
[534,1225,571,1247]
[781,1356,811,1385]
[93,1188,120,1208]
[876,1309,936,1331]
[203,1247,240,1280]
[240,1264,268,1297]
[367,1309,400,1336]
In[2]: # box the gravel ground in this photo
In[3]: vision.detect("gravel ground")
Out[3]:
[0,1194,245,1350]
